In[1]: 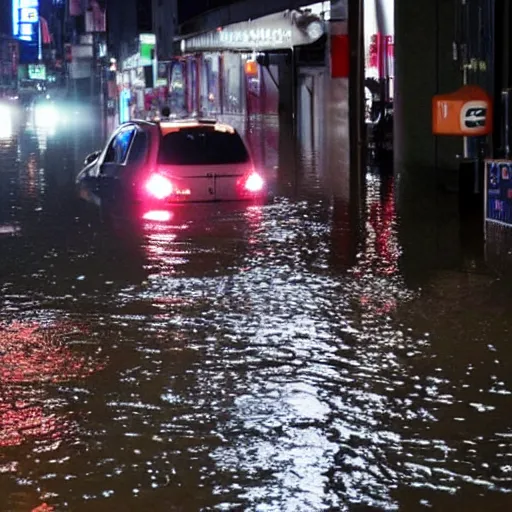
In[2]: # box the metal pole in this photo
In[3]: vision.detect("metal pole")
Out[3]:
[503,89,511,158]
[462,64,469,159]
[348,0,366,211]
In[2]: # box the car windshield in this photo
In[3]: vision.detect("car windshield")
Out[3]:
[158,127,250,165]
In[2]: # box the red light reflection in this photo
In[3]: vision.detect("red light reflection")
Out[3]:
[0,320,104,448]
[142,210,173,222]
[0,400,67,448]
[351,175,402,315]
[354,176,399,279]
[0,321,103,384]
[32,505,55,512]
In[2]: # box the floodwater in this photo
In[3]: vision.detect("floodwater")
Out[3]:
[0,101,512,512]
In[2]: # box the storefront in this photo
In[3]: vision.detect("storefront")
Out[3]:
[117,33,161,121]
[174,2,330,169]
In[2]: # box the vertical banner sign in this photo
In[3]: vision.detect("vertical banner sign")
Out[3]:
[485,159,512,227]
[12,0,39,41]
[331,31,349,78]
[330,0,349,78]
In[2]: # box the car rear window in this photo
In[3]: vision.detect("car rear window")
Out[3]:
[158,127,250,165]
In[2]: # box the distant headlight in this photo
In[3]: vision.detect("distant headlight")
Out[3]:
[0,103,11,117]
[34,104,58,127]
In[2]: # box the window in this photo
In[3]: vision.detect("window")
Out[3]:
[104,127,135,164]
[158,127,250,166]
[127,130,148,165]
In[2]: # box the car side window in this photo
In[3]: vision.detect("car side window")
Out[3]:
[103,133,119,164]
[104,127,136,165]
[126,130,148,165]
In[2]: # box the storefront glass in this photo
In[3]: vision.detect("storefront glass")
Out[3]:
[169,60,187,117]
[222,52,244,114]
[201,53,221,116]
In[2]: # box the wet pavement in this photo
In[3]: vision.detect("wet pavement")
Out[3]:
[1,103,512,511]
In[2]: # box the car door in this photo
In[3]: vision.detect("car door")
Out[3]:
[97,125,138,203]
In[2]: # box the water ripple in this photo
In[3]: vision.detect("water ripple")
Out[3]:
[0,119,511,511]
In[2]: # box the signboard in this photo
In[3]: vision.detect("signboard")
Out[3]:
[433,86,492,136]
[28,63,45,80]
[485,159,512,227]
[139,33,155,66]
[12,0,39,42]
[85,1,106,33]
[180,10,325,53]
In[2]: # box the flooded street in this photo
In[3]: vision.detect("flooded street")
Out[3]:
[1,106,512,511]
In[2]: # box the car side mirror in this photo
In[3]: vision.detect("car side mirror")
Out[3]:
[84,150,101,166]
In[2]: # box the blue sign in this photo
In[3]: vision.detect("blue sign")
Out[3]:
[486,160,512,226]
[12,0,39,42]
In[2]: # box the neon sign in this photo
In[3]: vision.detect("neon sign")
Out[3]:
[12,0,39,42]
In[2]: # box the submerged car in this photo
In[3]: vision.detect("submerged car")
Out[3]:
[76,118,266,216]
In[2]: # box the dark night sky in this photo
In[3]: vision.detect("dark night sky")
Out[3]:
[178,0,240,24]
[0,0,12,35]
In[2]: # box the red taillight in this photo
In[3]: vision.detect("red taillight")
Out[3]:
[145,174,174,199]
[241,172,264,193]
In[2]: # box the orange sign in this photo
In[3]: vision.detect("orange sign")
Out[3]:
[244,59,258,77]
[432,85,492,136]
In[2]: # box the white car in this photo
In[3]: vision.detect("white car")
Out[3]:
[76,118,266,219]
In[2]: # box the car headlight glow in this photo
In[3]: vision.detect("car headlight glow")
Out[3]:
[0,104,13,139]
[35,104,58,127]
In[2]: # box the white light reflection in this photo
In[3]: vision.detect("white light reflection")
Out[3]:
[0,104,13,139]
[34,104,59,129]
[142,219,190,277]
[115,192,512,507]
[203,197,413,509]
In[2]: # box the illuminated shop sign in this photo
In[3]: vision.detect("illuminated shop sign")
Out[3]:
[28,63,45,80]
[219,28,293,47]
[139,33,156,66]
[12,0,39,42]
[181,9,326,53]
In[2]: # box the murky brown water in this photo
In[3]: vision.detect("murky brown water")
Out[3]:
[1,105,512,511]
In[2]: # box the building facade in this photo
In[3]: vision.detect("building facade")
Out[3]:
[172,2,331,174]
[152,0,177,61]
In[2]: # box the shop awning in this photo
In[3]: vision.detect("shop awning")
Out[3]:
[178,8,327,54]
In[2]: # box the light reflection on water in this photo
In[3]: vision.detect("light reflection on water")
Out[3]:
[0,119,511,510]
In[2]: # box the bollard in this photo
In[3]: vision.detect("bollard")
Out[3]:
[501,88,512,159]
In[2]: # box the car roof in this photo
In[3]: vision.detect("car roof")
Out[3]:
[154,118,236,136]
[118,118,237,136]
[126,117,235,135]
